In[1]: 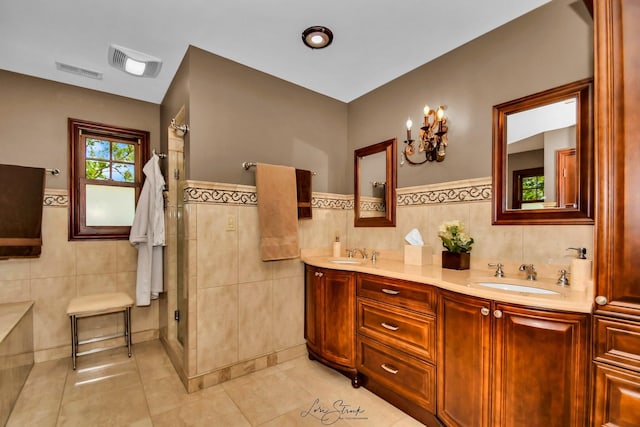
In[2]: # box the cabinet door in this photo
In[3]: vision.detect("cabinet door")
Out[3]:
[594,0,640,318]
[322,269,356,366]
[492,304,589,427]
[592,362,640,426]
[304,266,322,353]
[437,290,492,427]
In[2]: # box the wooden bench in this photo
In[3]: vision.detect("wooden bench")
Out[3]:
[66,292,133,369]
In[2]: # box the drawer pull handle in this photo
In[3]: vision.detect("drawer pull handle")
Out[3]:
[381,322,399,331]
[381,288,400,295]
[381,363,399,375]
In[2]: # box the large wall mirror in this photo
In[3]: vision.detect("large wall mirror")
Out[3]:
[354,138,397,227]
[492,78,594,225]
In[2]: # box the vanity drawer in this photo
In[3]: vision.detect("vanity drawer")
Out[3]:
[357,273,436,314]
[357,299,435,363]
[594,316,640,372]
[357,335,436,412]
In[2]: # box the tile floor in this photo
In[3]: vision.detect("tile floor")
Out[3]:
[7,340,425,426]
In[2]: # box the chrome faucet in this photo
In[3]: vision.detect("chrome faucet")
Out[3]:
[488,263,505,278]
[353,248,368,260]
[519,264,537,281]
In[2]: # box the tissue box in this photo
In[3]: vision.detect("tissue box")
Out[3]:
[404,245,433,265]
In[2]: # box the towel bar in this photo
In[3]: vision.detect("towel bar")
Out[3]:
[242,162,317,175]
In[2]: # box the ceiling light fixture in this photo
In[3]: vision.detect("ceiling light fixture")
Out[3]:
[302,26,334,49]
[108,44,162,78]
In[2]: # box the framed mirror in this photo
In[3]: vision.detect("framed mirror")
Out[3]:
[492,78,594,225]
[354,138,397,227]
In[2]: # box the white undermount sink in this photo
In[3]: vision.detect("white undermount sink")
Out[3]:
[473,281,559,295]
[329,258,363,265]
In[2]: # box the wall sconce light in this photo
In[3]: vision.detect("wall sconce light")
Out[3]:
[403,105,448,165]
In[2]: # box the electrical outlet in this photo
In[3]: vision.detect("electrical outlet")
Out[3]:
[226,215,237,231]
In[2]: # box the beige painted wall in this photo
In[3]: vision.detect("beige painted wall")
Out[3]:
[0,70,161,189]
[0,70,161,360]
[164,46,349,194]
[347,0,593,190]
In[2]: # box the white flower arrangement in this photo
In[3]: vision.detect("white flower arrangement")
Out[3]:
[438,220,474,254]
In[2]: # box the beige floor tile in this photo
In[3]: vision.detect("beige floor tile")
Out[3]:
[57,383,151,426]
[62,351,141,404]
[153,386,251,427]
[8,340,427,427]
[6,359,67,427]
[222,368,315,426]
[143,370,202,416]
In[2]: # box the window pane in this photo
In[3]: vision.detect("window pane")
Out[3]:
[113,142,135,163]
[112,163,135,182]
[86,139,110,160]
[86,160,110,180]
[85,185,135,226]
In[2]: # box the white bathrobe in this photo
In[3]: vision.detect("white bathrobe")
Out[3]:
[130,154,166,306]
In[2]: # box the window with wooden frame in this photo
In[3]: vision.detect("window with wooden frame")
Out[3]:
[69,118,149,240]
[512,167,545,209]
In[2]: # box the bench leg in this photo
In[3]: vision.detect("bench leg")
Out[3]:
[70,315,77,370]
[125,307,132,357]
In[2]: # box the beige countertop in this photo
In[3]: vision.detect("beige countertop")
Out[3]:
[0,301,34,343]
[302,255,593,313]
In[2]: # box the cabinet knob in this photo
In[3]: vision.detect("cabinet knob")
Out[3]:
[493,309,503,318]
[595,295,608,306]
[481,307,490,316]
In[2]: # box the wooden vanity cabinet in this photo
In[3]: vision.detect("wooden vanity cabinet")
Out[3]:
[304,265,358,386]
[438,290,589,427]
[355,273,440,426]
[592,0,640,425]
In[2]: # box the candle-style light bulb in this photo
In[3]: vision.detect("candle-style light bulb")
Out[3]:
[423,105,430,115]
[436,107,445,120]
[406,118,413,141]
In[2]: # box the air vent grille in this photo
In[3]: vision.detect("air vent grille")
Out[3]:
[55,62,103,80]
[110,48,127,68]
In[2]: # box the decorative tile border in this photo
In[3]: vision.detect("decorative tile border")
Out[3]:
[182,178,492,209]
[397,177,492,206]
[43,189,68,207]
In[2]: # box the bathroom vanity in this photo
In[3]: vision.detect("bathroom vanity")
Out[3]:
[303,257,591,427]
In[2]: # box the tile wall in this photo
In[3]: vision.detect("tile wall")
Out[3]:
[178,176,593,391]
[0,190,159,362]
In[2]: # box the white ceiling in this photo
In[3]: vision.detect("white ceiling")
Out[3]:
[0,0,550,104]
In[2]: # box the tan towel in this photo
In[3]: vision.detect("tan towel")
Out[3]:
[295,169,312,219]
[256,163,299,261]
[0,164,45,259]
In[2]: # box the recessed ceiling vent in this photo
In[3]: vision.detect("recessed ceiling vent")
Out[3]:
[108,44,162,78]
[55,62,103,80]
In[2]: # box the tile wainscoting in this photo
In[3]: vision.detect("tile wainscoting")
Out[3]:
[0,189,159,363]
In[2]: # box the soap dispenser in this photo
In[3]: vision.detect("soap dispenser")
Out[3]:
[332,234,342,258]
[567,247,591,291]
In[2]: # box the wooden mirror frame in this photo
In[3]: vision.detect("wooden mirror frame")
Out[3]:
[492,78,594,225]
[354,138,397,227]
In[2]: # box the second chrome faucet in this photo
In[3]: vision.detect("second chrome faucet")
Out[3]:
[519,264,537,281]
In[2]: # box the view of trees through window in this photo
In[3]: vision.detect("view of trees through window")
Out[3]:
[85,138,136,182]
[521,175,544,202]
